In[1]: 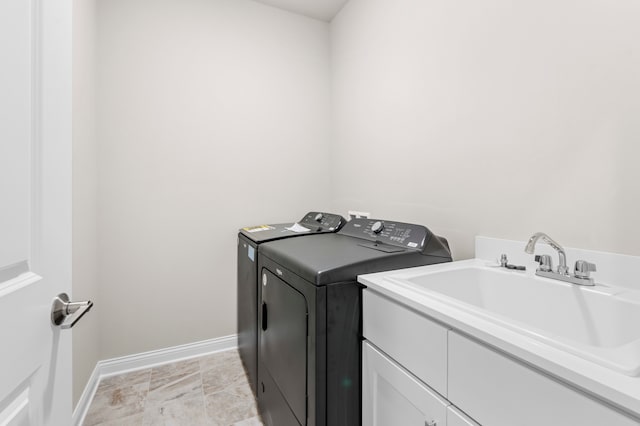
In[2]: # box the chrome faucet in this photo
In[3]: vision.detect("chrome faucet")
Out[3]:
[524,232,568,274]
[524,232,597,286]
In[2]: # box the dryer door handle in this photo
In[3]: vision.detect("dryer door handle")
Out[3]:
[262,302,268,331]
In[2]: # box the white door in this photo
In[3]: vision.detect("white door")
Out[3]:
[0,0,73,425]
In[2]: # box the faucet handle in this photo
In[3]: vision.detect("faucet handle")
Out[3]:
[574,260,596,279]
[534,254,553,272]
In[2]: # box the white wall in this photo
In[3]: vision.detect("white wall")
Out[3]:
[72,0,99,406]
[96,0,332,359]
[73,0,640,397]
[330,0,640,260]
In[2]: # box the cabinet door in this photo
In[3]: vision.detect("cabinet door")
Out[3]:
[448,332,640,426]
[363,341,448,426]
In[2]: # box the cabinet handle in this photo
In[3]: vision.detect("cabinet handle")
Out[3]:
[425,421,437,426]
[262,302,268,331]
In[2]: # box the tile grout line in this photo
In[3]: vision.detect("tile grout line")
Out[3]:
[199,360,209,424]
[140,368,152,424]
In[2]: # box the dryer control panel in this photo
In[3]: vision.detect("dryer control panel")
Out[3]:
[338,218,430,251]
[299,211,345,232]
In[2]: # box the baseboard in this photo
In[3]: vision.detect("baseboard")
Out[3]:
[72,334,237,426]
[97,334,238,378]
[72,363,101,426]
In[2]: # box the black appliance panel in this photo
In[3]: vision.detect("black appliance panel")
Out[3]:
[259,257,329,426]
[259,234,450,286]
[237,211,345,397]
[261,270,308,425]
[237,234,258,395]
[256,255,374,426]
[338,218,429,248]
[256,217,453,426]
[325,281,361,426]
[239,212,345,244]
[299,212,345,232]
[259,366,302,426]
[338,218,451,258]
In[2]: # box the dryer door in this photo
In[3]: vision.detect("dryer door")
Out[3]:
[260,269,308,425]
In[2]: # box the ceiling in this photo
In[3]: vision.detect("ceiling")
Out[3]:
[251,0,349,22]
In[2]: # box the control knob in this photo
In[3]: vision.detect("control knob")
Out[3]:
[371,221,384,234]
[314,213,323,222]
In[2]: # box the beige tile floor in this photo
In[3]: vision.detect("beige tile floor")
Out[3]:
[83,349,263,426]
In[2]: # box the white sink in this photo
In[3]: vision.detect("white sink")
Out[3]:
[383,266,640,376]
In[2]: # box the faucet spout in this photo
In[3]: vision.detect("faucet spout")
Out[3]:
[525,232,568,274]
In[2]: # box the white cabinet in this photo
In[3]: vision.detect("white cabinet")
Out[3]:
[448,332,639,426]
[363,288,449,396]
[362,341,447,426]
[362,288,640,426]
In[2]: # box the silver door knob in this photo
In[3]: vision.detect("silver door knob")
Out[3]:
[51,293,93,329]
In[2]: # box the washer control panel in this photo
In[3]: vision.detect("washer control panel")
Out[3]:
[339,218,430,250]
[299,212,346,232]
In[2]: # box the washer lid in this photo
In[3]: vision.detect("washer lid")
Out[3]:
[259,233,451,286]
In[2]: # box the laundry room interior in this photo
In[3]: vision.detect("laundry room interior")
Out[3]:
[70,0,640,424]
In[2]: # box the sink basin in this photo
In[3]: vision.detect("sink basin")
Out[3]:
[384,266,640,376]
